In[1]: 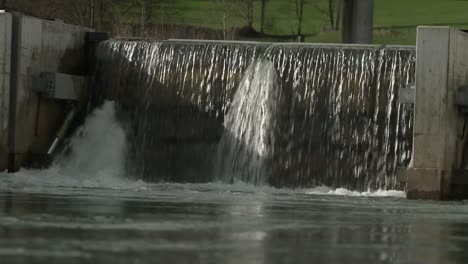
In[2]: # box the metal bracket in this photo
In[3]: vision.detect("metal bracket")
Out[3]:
[32,72,87,101]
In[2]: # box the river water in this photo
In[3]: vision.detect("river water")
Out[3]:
[0,99,464,264]
[0,177,468,264]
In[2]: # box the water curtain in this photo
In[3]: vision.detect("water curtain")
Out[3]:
[95,40,415,191]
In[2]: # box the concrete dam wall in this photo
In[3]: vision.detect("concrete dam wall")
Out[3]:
[2,12,468,200]
[0,13,94,171]
[95,40,416,191]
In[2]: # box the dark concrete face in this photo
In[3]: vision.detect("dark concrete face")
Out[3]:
[0,180,468,264]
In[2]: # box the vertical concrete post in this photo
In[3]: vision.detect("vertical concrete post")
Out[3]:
[7,13,21,172]
[407,27,468,199]
[0,12,12,171]
[342,0,373,44]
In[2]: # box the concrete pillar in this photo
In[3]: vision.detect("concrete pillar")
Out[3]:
[0,12,12,171]
[407,27,468,199]
[342,0,373,44]
[0,13,93,172]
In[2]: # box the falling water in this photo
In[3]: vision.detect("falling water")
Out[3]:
[9,101,130,188]
[215,59,280,185]
[95,40,415,191]
[264,44,415,190]
[95,40,260,182]
[53,101,127,179]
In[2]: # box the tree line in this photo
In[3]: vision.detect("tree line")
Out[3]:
[1,0,343,38]
[213,0,342,38]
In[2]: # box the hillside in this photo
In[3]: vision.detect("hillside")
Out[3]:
[119,0,468,44]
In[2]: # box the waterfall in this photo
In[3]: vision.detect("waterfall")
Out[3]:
[264,45,415,190]
[94,40,416,191]
[215,59,280,185]
[95,40,260,182]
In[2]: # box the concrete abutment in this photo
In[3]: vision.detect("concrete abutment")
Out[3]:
[406,27,468,200]
[0,12,97,172]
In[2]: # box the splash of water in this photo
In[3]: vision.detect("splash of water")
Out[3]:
[215,59,280,185]
[95,40,259,182]
[4,101,134,189]
[54,101,127,179]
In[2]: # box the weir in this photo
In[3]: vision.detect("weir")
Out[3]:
[2,12,468,200]
[95,40,415,191]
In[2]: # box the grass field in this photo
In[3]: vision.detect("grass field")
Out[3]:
[119,0,468,44]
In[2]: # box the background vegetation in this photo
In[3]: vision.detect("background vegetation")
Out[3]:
[3,0,468,44]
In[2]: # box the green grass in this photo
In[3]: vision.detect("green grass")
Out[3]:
[118,0,468,45]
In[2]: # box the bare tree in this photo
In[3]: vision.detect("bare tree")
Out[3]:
[106,0,139,26]
[241,0,254,28]
[33,0,99,28]
[89,0,95,28]
[214,0,254,30]
[138,0,178,36]
[218,0,229,39]
[3,0,58,17]
[50,0,128,30]
[316,0,341,31]
[59,0,95,27]
[213,0,239,39]
[260,0,267,34]
[95,0,120,30]
[139,0,152,35]
[294,0,306,37]
[3,0,135,32]
[334,0,341,31]
[237,0,254,28]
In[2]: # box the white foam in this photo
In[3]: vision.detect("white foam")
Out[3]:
[2,101,147,190]
[53,101,126,178]
[304,186,406,198]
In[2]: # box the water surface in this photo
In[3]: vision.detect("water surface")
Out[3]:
[0,176,467,264]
